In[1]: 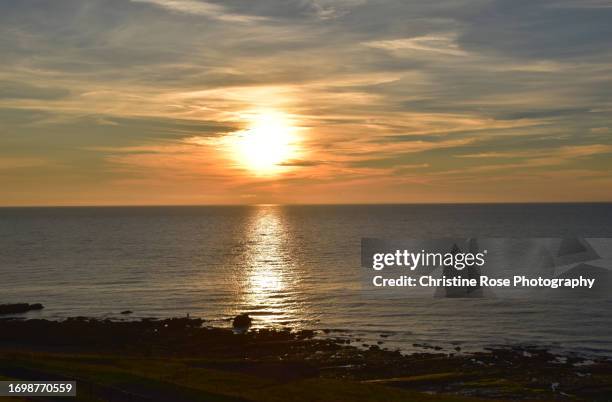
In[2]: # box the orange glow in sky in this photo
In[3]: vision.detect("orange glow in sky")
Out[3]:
[230,111,301,176]
[1,1,612,205]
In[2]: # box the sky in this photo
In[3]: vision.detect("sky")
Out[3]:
[1,0,611,205]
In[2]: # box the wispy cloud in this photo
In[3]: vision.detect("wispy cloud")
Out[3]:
[130,0,266,22]
[547,0,612,9]
[0,157,49,170]
[364,33,468,56]
[456,144,612,160]
[1,0,611,203]
[0,81,70,100]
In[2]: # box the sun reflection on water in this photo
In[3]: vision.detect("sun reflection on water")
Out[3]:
[238,205,309,328]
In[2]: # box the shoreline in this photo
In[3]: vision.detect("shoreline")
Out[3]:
[1,316,611,401]
[4,311,611,360]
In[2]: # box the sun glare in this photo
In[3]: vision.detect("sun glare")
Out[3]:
[232,111,300,175]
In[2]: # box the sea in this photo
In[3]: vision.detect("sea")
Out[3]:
[2,204,612,357]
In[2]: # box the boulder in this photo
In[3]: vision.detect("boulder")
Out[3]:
[232,313,252,329]
[0,303,44,315]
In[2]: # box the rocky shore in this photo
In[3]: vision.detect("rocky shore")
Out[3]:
[0,316,611,401]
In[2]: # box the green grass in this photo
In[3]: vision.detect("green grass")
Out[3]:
[363,372,474,386]
[0,351,496,402]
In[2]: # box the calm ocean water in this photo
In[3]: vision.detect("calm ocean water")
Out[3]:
[2,204,612,357]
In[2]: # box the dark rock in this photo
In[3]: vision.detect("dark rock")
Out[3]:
[296,329,315,339]
[0,303,44,315]
[120,310,133,315]
[232,313,252,329]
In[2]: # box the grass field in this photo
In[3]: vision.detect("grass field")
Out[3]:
[0,351,489,402]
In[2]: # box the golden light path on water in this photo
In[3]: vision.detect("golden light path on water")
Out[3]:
[237,205,311,328]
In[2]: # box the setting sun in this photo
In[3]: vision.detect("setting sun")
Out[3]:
[232,111,300,175]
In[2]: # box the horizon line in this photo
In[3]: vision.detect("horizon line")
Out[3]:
[1,201,612,208]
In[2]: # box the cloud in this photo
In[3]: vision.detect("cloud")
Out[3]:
[364,33,468,57]
[278,159,325,167]
[457,144,612,159]
[457,0,612,59]
[130,0,266,22]
[0,81,70,100]
[496,108,592,121]
[556,144,612,158]
[0,157,49,169]
[546,0,612,9]
[455,144,612,171]
[0,0,611,203]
